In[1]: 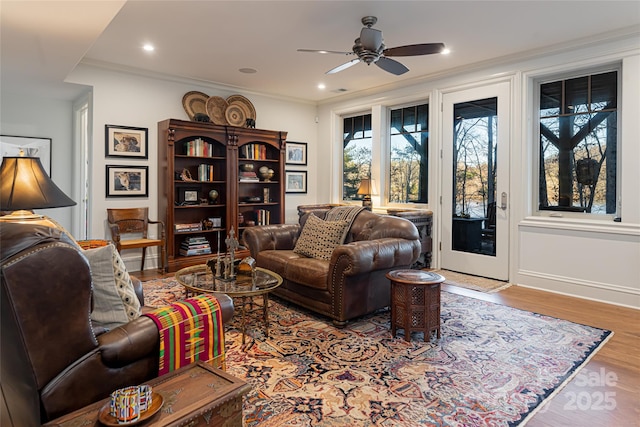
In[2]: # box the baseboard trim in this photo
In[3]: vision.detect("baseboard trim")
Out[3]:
[516,269,640,309]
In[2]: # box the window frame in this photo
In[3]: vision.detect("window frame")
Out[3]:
[533,63,621,220]
[337,96,432,210]
[341,111,373,204]
[387,101,430,206]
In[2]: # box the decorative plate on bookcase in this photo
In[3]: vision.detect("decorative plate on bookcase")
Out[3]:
[225,103,247,127]
[226,95,256,122]
[182,91,209,120]
[206,96,229,125]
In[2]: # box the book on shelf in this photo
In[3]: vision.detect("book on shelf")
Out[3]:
[183,236,209,244]
[239,171,259,182]
[175,223,203,232]
[180,236,212,256]
[186,138,214,157]
[254,209,270,225]
[240,143,267,160]
[239,171,258,179]
[180,241,210,249]
[198,164,214,181]
[179,247,212,256]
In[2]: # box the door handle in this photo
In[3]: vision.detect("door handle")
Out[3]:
[501,192,507,210]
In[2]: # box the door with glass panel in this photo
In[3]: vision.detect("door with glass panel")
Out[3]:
[441,82,510,280]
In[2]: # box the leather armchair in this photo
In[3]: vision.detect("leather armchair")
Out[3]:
[243,206,420,326]
[0,223,233,425]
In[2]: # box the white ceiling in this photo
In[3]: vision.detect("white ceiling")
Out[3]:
[2,1,639,103]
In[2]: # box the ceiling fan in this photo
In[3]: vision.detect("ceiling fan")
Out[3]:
[298,16,445,76]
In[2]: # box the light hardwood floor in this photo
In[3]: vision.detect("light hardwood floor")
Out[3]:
[133,269,640,427]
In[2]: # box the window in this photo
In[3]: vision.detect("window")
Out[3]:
[453,97,498,219]
[538,70,618,215]
[343,114,372,202]
[389,103,429,203]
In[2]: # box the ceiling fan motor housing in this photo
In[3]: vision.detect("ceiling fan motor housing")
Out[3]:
[353,38,384,65]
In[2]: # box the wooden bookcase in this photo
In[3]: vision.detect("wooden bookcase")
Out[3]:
[158,119,287,272]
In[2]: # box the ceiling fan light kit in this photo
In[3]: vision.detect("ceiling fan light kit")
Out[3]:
[298,16,445,76]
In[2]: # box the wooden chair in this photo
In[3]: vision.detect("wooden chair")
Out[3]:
[107,207,167,272]
[481,202,496,245]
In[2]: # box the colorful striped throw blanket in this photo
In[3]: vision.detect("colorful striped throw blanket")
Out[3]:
[143,294,225,375]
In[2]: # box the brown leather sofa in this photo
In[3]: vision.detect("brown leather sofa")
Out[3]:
[0,222,233,425]
[243,205,420,326]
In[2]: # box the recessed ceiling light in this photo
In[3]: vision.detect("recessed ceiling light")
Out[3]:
[317,83,326,90]
[239,68,257,74]
[143,44,155,52]
[441,48,451,55]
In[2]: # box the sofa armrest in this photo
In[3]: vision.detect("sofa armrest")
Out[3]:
[98,292,233,369]
[330,237,421,276]
[97,316,159,367]
[211,292,234,324]
[130,275,144,306]
[243,224,300,258]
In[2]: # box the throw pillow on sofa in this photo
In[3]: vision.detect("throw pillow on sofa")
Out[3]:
[293,213,349,260]
[84,243,141,330]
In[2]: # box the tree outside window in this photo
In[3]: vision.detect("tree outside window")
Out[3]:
[453,98,498,219]
[343,114,372,201]
[389,104,428,204]
[539,70,618,214]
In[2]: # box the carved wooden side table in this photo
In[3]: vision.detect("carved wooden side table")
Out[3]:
[386,269,445,342]
[44,362,251,426]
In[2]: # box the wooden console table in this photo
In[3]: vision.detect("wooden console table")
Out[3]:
[44,362,251,427]
[386,209,433,268]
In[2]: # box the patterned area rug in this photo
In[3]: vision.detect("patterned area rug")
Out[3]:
[142,278,612,426]
[432,269,513,293]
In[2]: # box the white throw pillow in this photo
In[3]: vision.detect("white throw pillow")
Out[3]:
[293,213,349,260]
[84,244,141,330]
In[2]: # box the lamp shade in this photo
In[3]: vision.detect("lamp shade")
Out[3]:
[0,156,76,211]
[357,178,377,196]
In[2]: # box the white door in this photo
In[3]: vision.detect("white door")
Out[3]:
[441,82,510,280]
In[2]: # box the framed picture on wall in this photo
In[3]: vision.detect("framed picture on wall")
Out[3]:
[106,165,149,197]
[285,170,307,193]
[285,141,307,165]
[0,135,52,175]
[105,124,148,159]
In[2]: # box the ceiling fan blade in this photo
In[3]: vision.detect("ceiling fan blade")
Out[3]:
[375,57,409,75]
[360,27,382,51]
[297,49,353,55]
[383,43,445,57]
[327,58,361,74]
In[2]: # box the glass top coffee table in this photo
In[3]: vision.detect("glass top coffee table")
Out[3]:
[175,264,283,347]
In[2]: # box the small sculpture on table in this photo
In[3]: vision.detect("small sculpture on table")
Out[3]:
[225,229,240,277]
[210,228,240,283]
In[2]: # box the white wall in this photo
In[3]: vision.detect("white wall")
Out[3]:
[316,32,640,308]
[0,94,76,230]
[66,64,318,268]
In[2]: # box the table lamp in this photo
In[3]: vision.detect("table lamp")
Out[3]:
[0,155,76,223]
[357,178,377,211]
